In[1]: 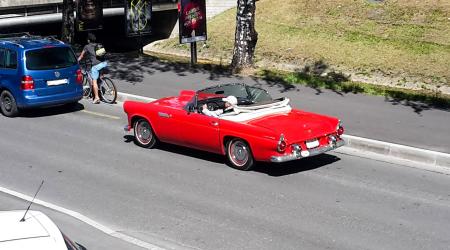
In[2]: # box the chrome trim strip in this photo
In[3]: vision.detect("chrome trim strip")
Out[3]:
[158,112,171,118]
[271,139,345,163]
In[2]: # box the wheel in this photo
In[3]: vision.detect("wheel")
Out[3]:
[99,77,117,104]
[0,90,19,117]
[82,75,91,98]
[134,118,157,148]
[226,138,254,171]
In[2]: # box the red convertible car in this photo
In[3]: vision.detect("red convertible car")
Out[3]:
[123,83,345,170]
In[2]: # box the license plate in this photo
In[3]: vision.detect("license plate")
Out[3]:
[306,139,319,149]
[47,79,68,86]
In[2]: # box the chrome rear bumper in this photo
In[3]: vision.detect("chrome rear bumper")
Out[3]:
[271,139,345,163]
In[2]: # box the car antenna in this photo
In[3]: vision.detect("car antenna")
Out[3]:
[20,180,44,222]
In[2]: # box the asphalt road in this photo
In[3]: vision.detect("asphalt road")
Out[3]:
[0,100,449,250]
[107,54,450,153]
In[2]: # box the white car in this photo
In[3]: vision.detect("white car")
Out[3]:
[0,210,80,250]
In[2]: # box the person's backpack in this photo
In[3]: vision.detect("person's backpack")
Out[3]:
[95,43,106,57]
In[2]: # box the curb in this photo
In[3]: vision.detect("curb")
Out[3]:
[342,135,450,168]
[117,92,450,169]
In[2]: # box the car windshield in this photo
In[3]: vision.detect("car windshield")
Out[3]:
[196,84,272,104]
[26,47,77,70]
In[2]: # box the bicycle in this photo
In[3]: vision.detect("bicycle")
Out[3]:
[79,59,117,104]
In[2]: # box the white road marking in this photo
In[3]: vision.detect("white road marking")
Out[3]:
[81,110,121,120]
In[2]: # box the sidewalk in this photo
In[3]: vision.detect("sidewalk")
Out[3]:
[106,52,450,154]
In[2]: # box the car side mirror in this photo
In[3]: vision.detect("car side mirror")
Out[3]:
[186,105,195,115]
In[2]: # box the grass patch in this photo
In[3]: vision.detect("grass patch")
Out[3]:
[156,0,450,85]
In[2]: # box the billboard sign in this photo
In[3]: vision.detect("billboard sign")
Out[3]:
[179,0,207,44]
[125,0,152,37]
[76,0,103,31]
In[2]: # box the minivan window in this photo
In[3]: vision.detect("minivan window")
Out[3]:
[26,47,77,70]
[5,49,17,69]
[0,49,5,68]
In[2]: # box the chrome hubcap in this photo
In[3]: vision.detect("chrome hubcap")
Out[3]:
[230,141,249,167]
[136,121,152,144]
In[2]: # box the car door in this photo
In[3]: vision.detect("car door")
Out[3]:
[152,105,184,144]
[178,112,222,154]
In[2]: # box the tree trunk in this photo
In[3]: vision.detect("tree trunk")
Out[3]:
[231,0,258,73]
[61,0,75,44]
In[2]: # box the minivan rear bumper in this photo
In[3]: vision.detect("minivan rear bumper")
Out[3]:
[16,90,83,108]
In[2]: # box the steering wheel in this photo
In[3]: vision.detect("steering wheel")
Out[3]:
[207,102,219,111]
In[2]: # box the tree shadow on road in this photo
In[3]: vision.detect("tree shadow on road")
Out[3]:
[108,53,239,85]
[252,60,350,95]
[252,60,450,114]
[108,53,449,114]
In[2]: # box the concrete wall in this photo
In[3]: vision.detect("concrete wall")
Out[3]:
[0,0,61,8]
[1,0,237,14]
[206,0,236,19]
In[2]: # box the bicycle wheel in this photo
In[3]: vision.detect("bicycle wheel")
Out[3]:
[82,74,92,98]
[99,77,117,104]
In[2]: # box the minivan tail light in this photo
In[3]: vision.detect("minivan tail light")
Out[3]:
[76,69,82,84]
[21,75,34,90]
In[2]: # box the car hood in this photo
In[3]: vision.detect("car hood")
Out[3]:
[248,110,338,142]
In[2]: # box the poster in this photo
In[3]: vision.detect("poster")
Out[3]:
[179,0,207,44]
[125,0,152,37]
[76,0,103,31]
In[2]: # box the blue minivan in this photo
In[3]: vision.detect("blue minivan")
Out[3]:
[0,34,83,117]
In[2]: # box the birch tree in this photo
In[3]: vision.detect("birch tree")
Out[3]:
[61,0,75,44]
[231,0,258,72]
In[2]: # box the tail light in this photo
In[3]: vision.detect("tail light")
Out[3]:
[337,120,344,136]
[20,75,34,90]
[76,69,83,84]
[277,134,287,153]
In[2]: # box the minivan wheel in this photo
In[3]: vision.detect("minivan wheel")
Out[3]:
[0,90,19,117]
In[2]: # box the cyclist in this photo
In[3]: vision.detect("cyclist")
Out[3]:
[77,33,107,104]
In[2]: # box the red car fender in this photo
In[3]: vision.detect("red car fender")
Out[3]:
[124,101,159,135]
[218,120,279,161]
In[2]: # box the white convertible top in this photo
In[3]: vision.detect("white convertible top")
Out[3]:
[220,98,292,122]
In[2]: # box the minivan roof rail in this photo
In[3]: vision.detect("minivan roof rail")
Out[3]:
[0,40,25,48]
[0,32,64,45]
[0,32,32,39]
